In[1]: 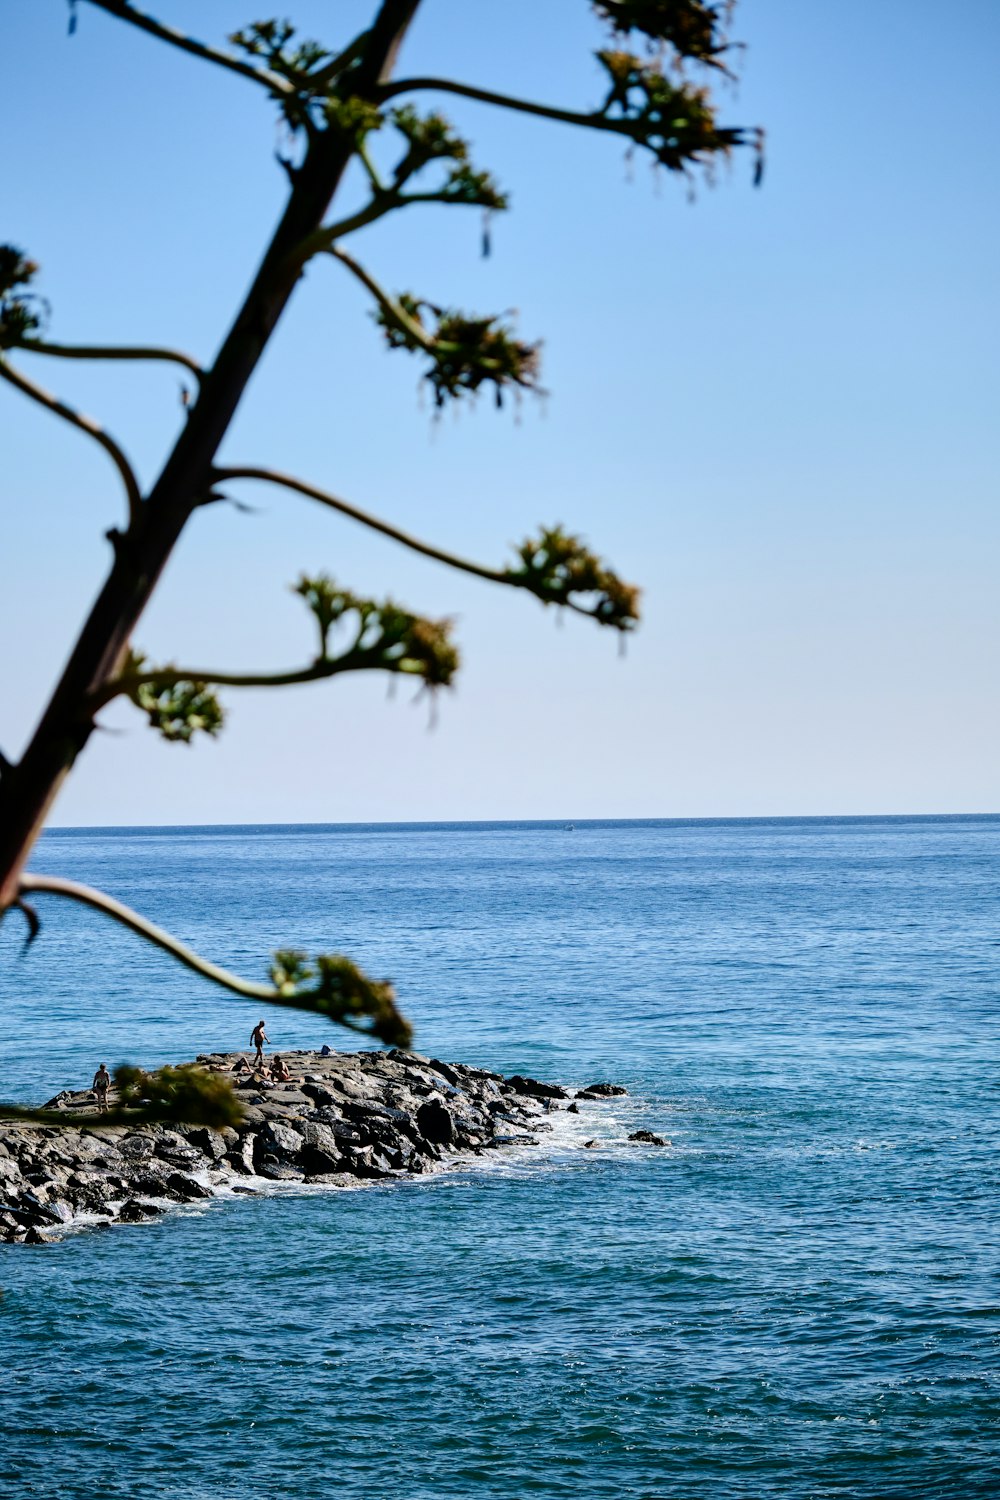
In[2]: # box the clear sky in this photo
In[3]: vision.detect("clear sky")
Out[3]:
[3,0,998,824]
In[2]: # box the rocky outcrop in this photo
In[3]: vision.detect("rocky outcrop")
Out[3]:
[0,1050,627,1244]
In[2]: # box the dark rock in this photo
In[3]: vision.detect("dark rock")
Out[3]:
[258,1163,302,1182]
[260,1121,304,1162]
[118,1200,163,1222]
[165,1172,213,1202]
[628,1130,668,1146]
[416,1100,454,1146]
[338,1145,391,1179]
[23,1227,54,1245]
[224,1135,257,1175]
[121,1135,156,1161]
[487,1134,540,1148]
[582,1139,600,1149]
[127,1171,170,1198]
[185,1128,228,1162]
[425,1057,462,1087]
[506,1076,568,1101]
[566,1102,580,1114]
[577,1084,628,1098]
[299,1144,341,1176]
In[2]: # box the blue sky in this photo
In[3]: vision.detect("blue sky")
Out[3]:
[3,0,998,823]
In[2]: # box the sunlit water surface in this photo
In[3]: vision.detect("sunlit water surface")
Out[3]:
[2,817,998,1498]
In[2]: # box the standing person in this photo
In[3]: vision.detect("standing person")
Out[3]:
[92,1063,111,1114]
[250,1020,269,1069]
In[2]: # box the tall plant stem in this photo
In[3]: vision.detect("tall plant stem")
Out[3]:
[0,0,423,910]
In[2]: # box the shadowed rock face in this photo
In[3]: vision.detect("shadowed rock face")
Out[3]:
[0,1051,623,1244]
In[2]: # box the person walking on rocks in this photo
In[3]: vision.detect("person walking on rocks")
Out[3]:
[92,1063,111,1114]
[251,1020,269,1069]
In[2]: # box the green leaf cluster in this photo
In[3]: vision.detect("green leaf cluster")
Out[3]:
[126,651,225,744]
[294,574,459,686]
[0,245,45,347]
[390,106,507,210]
[114,1064,245,1128]
[376,296,540,409]
[228,19,331,80]
[269,949,412,1047]
[597,49,750,174]
[507,525,641,631]
[593,0,735,68]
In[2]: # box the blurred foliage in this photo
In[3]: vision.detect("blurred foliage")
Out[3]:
[0,1063,244,1129]
[114,1063,245,1127]
[294,574,459,686]
[0,245,45,347]
[389,106,507,209]
[375,295,540,408]
[123,650,225,744]
[507,526,641,631]
[593,0,735,69]
[270,949,412,1047]
[596,49,753,176]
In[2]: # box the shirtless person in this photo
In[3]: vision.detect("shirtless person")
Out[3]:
[250,1020,269,1069]
[92,1063,111,1114]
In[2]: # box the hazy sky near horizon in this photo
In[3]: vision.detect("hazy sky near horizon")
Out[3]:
[3,0,998,824]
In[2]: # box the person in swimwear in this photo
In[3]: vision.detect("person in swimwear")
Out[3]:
[92,1063,111,1114]
[250,1020,268,1069]
[269,1055,292,1082]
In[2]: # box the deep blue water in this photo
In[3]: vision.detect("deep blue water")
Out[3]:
[2,816,999,1498]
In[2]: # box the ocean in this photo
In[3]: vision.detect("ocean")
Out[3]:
[1,816,998,1498]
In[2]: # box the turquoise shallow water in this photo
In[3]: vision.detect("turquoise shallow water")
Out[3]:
[2,816,999,1498]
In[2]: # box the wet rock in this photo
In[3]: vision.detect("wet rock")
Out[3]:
[300,1145,342,1176]
[257,1163,302,1182]
[165,1173,213,1202]
[118,1200,163,1222]
[577,1084,628,1098]
[416,1100,454,1146]
[184,1128,229,1162]
[23,1227,54,1245]
[260,1121,304,1162]
[582,1139,600,1149]
[628,1130,668,1146]
[504,1075,565,1100]
[566,1102,580,1114]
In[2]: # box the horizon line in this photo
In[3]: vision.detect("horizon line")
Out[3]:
[42,811,1000,833]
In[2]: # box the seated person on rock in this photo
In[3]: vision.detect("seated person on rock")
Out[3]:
[269,1055,292,1082]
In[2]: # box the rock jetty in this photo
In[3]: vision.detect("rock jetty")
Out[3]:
[0,1050,630,1245]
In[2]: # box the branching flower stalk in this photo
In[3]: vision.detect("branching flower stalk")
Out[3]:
[0,0,760,1084]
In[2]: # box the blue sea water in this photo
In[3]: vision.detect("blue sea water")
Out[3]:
[1,816,999,1499]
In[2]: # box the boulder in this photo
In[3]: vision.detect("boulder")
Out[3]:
[118,1200,163,1222]
[165,1172,213,1201]
[416,1100,454,1147]
[506,1076,568,1101]
[577,1084,628,1098]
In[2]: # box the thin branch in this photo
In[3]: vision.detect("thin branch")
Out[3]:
[311,192,402,246]
[16,337,204,385]
[210,465,599,621]
[0,357,142,526]
[324,245,433,348]
[80,0,294,95]
[377,75,639,137]
[88,652,388,712]
[301,178,488,257]
[306,28,372,89]
[20,874,290,1004]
